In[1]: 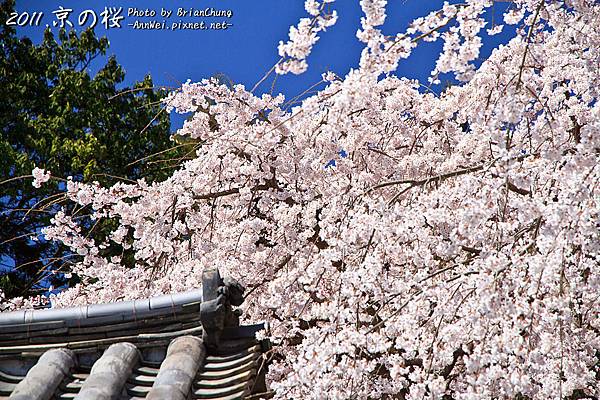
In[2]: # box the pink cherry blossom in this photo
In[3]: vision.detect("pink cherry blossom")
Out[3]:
[9,1,600,399]
[31,167,51,188]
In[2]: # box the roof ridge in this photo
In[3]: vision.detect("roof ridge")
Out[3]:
[0,288,203,326]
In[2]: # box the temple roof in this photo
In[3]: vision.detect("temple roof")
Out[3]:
[0,268,272,400]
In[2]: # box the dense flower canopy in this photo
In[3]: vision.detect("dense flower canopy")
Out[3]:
[6,0,600,398]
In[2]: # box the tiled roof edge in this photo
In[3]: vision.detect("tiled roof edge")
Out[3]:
[0,288,203,326]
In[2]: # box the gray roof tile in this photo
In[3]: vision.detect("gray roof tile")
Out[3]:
[76,342,139,399]
[146,336,205,400]
[10,348,76,400]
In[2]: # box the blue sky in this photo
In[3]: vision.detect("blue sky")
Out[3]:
[14,0,514,130]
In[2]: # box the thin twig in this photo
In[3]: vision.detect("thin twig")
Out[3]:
[516,0,544,89]
[367,164,485,194]
[0,175,32,187]
[251,58,284,93]
[125,143,191,168]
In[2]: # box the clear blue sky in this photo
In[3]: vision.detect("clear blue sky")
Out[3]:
[15,0,513,129]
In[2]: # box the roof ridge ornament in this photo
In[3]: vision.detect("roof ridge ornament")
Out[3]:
[200,267,246,349]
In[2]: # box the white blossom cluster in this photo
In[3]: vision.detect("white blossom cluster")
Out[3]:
[12,1,600,398]
[31,167,51,188]
[0,290,48,312]
[275,0,338,75]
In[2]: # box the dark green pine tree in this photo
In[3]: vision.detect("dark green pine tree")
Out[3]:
[0,0,193,299]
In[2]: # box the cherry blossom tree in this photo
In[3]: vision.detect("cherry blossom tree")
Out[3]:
[6,0,600,398]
